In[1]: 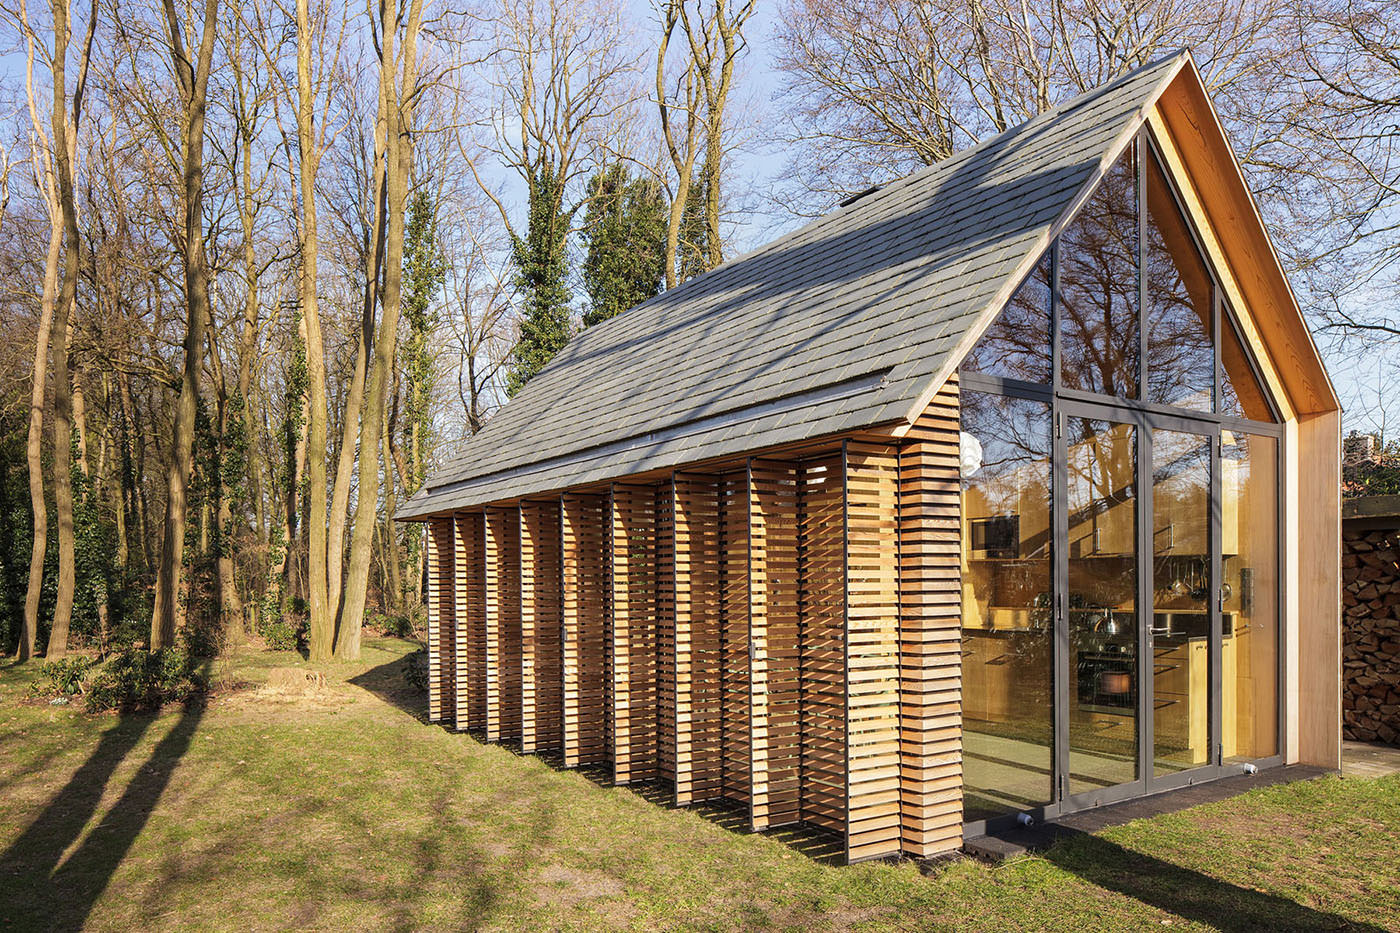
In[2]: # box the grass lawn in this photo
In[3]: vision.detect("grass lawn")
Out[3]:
[1,638,1397,932]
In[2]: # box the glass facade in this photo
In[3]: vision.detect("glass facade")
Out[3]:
[957,131,1283,825]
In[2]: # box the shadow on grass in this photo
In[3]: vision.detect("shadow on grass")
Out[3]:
[1042,829,1388,933]
[0,700,204,931]
[347,655,428,723]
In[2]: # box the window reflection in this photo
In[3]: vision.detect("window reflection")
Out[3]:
[961,257,1052,384]
[1220,307,1274,422]
[1223,432,1279,760]
[1059,148,1140,399]
[1145,151,1214,411]
[960,390,1053,822]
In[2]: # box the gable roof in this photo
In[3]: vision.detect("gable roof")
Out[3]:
[399,52,1190,520]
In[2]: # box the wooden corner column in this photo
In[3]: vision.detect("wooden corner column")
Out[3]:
[844,440,903,863]
[897,381,964,858]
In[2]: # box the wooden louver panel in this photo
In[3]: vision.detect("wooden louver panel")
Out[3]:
[719,471,752,806]
[673,474,724,805]
[486,508,523,743]
[610,484,659,783]
[520,500,564,753]
[798,453,846,835]
[749,459,803,830]
[454,512,486,732]
[844,441,903,862]
[656,484,677,783]
[899,379,964,856]
[562,493,608,767]
[426,517,455,724]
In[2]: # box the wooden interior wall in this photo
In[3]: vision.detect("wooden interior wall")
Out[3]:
[749,459,803,830]
[798,453,847,836]
[673,475,724,805]
[455,512,486,732]
[610,485,660,783]
[521,501,564,753]
[562,493,608,767]
[719,471,752,806]
[897,381,964,856]
[844,441,904,862]
[426,517,454,724]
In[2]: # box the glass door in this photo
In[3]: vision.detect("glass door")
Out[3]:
[1147,421,1217,785]
[1055,403,1224,812]
[1059,407,1146,808]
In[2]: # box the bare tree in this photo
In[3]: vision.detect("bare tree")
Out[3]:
[150,0,219,649]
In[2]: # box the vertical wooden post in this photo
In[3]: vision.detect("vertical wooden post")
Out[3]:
[898,380,964,857]
[426,516,454,724]
[844,440,903,863]
[749,459,802,830]
[454,512,485,732]
[562,493,608,767]
[674,474,723,805]
[520,500,564,754]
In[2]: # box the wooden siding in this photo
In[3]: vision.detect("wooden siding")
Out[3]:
[898,381,964,855]
[521,501,563,753]
[720,471,752,806]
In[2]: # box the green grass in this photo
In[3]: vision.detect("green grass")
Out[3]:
[1,639,1397,931]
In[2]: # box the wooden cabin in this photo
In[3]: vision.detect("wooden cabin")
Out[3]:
[397,52,1341,863]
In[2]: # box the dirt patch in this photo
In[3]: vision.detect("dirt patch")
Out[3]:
[533,864,626,907]
[266,668,328,694]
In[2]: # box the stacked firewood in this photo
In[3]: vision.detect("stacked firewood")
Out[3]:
[1343,527,1400,746]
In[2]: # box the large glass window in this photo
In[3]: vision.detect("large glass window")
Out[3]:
[1145,152,1214,411]
[1059,148,1140,399]
[961,256,1052,384]
[1223,432,1279,760]
[959,390,1053,822]
[1220,306,1275,422]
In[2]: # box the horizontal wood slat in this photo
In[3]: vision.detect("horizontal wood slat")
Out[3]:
[455,512,486,733]
[521,501,564,754]
[426,518,454,725]
[563,494,608,767]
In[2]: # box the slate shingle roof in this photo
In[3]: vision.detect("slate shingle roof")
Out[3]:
[398,52,1188,519]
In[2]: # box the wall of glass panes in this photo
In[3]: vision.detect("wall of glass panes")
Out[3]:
[957,131,1284,825]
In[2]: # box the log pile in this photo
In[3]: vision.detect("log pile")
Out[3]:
[1343,527,1400,746]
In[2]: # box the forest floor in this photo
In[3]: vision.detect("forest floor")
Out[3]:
[0,638,1397,932]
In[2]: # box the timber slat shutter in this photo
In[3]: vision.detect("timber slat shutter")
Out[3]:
[428,385,964,862]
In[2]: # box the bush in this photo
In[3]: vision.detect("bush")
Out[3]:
[31,656,97,698]
[84,647,207,713]
[370,611,416,639]
[403,648,428,693]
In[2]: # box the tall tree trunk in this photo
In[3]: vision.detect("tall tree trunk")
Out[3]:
[294,0,333,659]
[19,222,59,662]
[337,0,424,660]
[151,0,219,650]
[46,0,96,659]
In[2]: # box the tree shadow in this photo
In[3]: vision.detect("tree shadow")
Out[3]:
[1041,829,1389,933]
[0,699,205,931]
[347,655,428,723]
